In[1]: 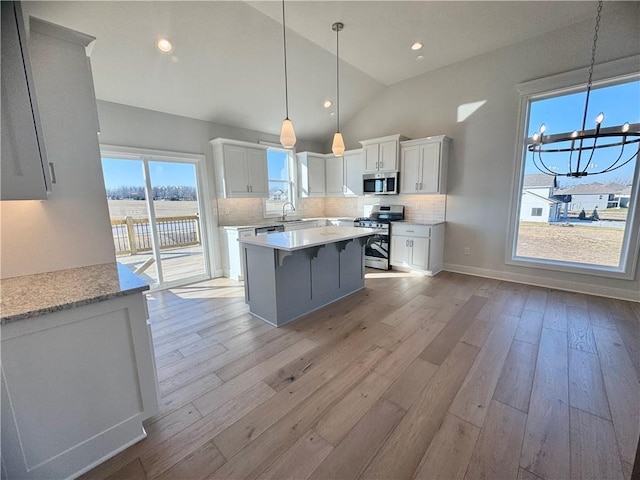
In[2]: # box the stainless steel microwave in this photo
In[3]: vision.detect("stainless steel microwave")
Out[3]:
[363,171,399,195]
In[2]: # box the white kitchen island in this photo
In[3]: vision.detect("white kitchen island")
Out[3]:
[239,226,378,326]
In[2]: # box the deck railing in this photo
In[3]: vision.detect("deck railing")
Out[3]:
[111,215,201,255]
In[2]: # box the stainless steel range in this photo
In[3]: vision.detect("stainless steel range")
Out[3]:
[354,205,404,270]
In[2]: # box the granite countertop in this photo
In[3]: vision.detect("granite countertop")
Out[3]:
[0,263,149,324]
[238,226,379,252]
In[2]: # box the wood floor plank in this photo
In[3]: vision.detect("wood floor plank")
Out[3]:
[381,294,431,326]
[460,319,494,348]
[514,309,544,345]
[256,429,333,480]
[570,407,624,480]
[152,372,224,422]
[375,307,438,351]
[567,305,597,354]
[492,339,537,413]
[219,322,277,350]
[413,413,480,480]
[542,291,567,332]
[593,326,640,465]
[418,295,487,365]
[214,330,306,381]
[315,371,394,446]
[475,290,509,323]
[464,400,527,480]
[520,327,570,480]
[209,347,389,479]
[360,342,480,480]
[154,349,184,369]
[568,347,611,420]
[141,381,275,479]
[192,338,316,417]
[500,290,528,317]
[517,467,544,480]
[154,332,203,357]
[614,317,640,381]
[375,318,445,379]
[104,458,146,480]
[309,398,406,480]
[158,355,225,397]
[153,440,225,480]
[586,296,618,330]
[449,313,520,427]
[382,357,438,411]
[524,288,548,313]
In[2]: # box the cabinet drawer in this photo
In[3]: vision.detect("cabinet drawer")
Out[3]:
[239,229,255,238]
[392,223,431,237]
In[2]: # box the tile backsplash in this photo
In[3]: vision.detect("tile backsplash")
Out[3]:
[217,194,446,226]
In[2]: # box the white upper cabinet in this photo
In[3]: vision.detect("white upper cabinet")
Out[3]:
[343,149,364,196]
[297,152,326,197]
[1,1,51,200]
[211,138,268,198]
[325,154,345,196]
[360,134,407,173]
[325,149,363,197]
[400,135,450,194]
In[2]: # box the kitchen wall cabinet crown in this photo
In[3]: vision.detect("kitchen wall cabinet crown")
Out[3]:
[391,222,445,275]
[360,134,408,174]
[1,1,52,200]
[211,138,268,198]
[297,152,326,197]
[325,149,364,197]
[400,135,450,194]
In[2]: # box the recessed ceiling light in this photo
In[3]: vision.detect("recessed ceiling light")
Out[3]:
[324,100,332,109]
[416,55,424,61]
[156,37,173,53]
[411,42,423,51]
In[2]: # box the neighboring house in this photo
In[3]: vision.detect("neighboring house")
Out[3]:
[520,174,560,223]
[555,182,629,212]
[617,185,633,208]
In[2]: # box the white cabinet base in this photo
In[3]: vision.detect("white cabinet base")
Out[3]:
[1,293,158,480]
[390,223,445,276]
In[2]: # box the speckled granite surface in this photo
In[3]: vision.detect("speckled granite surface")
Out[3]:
[0,263,149,324]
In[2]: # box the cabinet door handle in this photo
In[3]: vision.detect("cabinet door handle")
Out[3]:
[420,182,423,190]
[415,182,418,190]
[247,185,249,192]
[405,239,409,247]
[49,163,57,184]
[410,240,414,247]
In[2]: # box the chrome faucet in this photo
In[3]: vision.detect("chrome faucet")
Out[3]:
[281,202,295,221]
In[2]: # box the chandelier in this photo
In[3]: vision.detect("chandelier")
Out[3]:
[528,0,639,178]
[331,22,345,156]
[279,0,296,148]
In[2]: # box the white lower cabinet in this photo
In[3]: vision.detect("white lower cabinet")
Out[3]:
[222,227,255,280]
[390,223,445,275]
[1,293,158,480]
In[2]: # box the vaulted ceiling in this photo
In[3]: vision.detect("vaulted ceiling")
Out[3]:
[23,1,617,143]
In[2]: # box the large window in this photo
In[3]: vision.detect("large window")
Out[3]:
[508,61,640,279]
[264,146,296,217]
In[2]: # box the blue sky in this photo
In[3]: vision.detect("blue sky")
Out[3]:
[102,158,197,188]
[526,79,639,184]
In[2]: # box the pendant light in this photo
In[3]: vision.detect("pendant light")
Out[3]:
[528,0,639,178]
[279,0,296,148]
[331,22,345,156]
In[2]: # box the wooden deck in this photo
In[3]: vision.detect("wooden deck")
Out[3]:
[81,271,639,480]
[117,245,206,286]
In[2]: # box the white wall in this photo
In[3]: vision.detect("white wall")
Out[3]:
[0,24,115,279]
[338,4,640,300]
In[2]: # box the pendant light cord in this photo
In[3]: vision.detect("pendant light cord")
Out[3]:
[282,0,289,119]
[580,0,602,133]
[336,25,340,133]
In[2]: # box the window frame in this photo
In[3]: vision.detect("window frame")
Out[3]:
[505,55,640,280]
[261,143,298,218]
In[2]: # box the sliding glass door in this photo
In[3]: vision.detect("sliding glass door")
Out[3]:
[101,152,209,289]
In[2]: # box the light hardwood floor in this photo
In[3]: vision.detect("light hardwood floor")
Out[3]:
[82,271,640,480]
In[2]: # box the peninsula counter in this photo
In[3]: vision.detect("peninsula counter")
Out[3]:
[239,226,378,326]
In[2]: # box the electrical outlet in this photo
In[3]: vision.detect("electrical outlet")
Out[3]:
[415,203,421,210]
[224,208,230,215]
[464,247,471,255]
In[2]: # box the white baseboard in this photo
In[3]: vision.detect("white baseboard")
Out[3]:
[443,263,640,303]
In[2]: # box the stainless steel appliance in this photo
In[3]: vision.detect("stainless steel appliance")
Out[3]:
[255,224,285,235]
[353,204,404,270]
[363,171,399,195]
